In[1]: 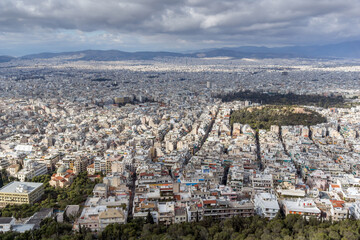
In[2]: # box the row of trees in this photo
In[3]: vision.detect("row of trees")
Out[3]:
[230,105,327,130]
[0,172,98,219]
[1,214,360,240]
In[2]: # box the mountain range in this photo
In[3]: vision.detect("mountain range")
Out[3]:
[0,55,16,63]
[1,40,359,62]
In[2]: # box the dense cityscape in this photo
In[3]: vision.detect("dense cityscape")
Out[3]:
[0,56,360,239]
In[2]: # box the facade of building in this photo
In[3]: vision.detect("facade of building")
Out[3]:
[203,200,254,220]
[93,184,108,198]
[282,199,321,219]
[87,163,96,175]
[16,160,47,182]
[351,201,360,219]
[6,164,20,177]
[254,193,280,219]
[330,200,348,221]
[98,208,126,230]
[0,181,44,206]
[251,174,273,193]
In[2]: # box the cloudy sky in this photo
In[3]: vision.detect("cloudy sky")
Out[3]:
[1,0,360,56]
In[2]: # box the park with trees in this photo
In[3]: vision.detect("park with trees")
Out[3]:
[230,105,327,131]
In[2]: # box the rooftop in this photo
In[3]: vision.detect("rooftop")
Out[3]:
[0,181,43,194]
[0,217,14,224]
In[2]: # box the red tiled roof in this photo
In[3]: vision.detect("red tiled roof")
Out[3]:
[88,175,101,178]
[203,200,216,204]
[140,172,154,177]
[331,200,345,208]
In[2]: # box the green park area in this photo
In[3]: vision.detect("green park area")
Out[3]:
[230,105,327,130]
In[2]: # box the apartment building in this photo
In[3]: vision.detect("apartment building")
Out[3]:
[254,193,280,219]
[0,181,44,207]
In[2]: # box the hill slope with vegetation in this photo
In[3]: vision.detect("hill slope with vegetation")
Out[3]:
[1,214,360,240]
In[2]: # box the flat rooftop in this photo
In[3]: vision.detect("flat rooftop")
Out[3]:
[0,181,43,194]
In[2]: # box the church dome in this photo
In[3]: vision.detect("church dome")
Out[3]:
[57,165,67,174]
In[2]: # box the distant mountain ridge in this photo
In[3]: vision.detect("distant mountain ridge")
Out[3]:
[0,55,15,63]
[0,40,359,62]
[21,50,185,61]
[220,41,360,58]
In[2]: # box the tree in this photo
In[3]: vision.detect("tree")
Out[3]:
[2,212,360,239]
[146,210,155,224]
[0,173,3,188]
[78,223,83,235]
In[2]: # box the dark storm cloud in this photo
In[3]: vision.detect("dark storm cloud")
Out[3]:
[0,0,360,54]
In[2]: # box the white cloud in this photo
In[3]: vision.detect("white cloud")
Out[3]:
[0,0,360,55]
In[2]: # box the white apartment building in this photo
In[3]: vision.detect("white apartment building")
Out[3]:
[282,199,321,220]
[16,160,47,182]
[254,193,280,219]
[351,201,360,219]
[251,173,273,193]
